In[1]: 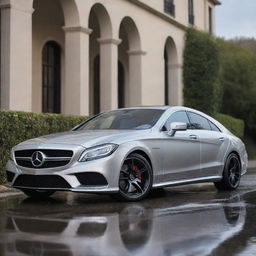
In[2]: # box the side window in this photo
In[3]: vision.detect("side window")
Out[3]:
[209,121,221,132]
[163,111,190,131]
[188,112,211,130]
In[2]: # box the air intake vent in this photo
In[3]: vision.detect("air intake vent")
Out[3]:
[6,171,15,183]
[75,172,108,186]
[14,175,71,189]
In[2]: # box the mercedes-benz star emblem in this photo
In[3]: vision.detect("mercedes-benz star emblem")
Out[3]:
[31,151,45,167]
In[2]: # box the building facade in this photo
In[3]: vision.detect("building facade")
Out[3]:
[0,0,220,116]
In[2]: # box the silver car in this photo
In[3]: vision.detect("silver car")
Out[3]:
[6,106,248,201]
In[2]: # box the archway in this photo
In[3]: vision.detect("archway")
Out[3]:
[89,3,113,114]
[32,0,80,113]
[118,17,142,107]
[164,37,178,105]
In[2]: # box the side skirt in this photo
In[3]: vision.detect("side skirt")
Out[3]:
[153,176,222,189]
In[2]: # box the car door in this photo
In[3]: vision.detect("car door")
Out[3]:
[159,111,201,183]
[187,111,229,178]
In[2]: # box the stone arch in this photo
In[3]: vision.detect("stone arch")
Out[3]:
[118,16,143,107]
[59,0,80,26]
[164,36,178,105]
[89,3,113,38]
[120,16,141,52]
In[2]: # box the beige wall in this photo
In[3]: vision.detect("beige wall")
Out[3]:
[0,0,219,115]
[139,0,216,32]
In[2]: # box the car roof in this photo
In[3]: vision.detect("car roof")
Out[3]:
[117,106,172,111]
[116,106,203,112]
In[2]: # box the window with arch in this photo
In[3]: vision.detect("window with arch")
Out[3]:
[42,41,61,113]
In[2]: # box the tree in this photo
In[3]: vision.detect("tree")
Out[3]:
[183,28,221,116]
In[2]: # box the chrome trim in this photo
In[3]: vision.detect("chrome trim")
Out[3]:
[15,157,31,161]
[11,185,119,193]
[15,157,72,161]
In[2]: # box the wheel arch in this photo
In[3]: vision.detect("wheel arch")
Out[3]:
[129,150,153,169]
[228,151,242,166]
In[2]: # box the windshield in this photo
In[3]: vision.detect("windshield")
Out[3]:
[77,109,164,131]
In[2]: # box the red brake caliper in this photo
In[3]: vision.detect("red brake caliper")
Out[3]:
[133,166,142,180]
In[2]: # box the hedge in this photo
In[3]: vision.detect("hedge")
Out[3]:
[217,38,256,138]
[0,111,87,184]
[215,113,244,138]
[183,28,221,116]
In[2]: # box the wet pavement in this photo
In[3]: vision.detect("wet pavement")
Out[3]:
[1,172,256,256]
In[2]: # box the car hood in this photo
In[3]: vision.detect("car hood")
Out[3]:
[17,130,150,148]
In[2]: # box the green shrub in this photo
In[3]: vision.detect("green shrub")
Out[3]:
[215,113,244,138]
[0,111,87,184]
[217,38,256,138]
[183,28,221,116]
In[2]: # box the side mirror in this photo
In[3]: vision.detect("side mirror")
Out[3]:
[168,122,187,137]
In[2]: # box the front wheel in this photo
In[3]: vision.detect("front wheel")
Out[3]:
[22,189,55,199]
[116,153,153,202]
[214,153,241,191]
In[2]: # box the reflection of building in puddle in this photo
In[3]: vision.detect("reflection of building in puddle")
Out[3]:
[2,197,246,256]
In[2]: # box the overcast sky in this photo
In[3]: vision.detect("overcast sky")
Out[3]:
[216,0,256,39]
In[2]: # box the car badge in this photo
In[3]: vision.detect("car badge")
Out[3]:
[31,151,45,167]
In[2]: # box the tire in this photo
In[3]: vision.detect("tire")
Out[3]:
[214,153,241,191]
[115,153,153,202]
[22,189,55,199]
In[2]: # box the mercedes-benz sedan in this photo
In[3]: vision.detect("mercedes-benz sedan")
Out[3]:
[6,107,248,201]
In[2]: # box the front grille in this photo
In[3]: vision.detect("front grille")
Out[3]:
[15,219,68,234]
[13,175,71,189]
[75,172,108,186]
[15,240,72,256]
[14,149,73,169]
[6,171,15,182]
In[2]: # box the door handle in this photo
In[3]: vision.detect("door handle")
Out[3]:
[219,137,225,141]
[189,135,198,140]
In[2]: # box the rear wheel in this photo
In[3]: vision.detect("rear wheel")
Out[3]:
[116,153,153,202]
[214,153,241,191]
[22,189,55,199]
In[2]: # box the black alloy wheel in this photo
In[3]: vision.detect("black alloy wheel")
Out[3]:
[214,153,241,190]
[22,189,55,199]
[117,153,153,201]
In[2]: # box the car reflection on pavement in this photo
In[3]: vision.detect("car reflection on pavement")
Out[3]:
[0,192,246,256]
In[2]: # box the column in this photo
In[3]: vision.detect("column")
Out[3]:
[97,38,121,112]
[63,26,92,116]
[127,50,146,107]
[0,3,33,111]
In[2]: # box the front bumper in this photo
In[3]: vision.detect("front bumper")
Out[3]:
[6,153,121,193]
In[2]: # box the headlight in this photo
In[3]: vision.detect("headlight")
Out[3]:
[79,144,118,162]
